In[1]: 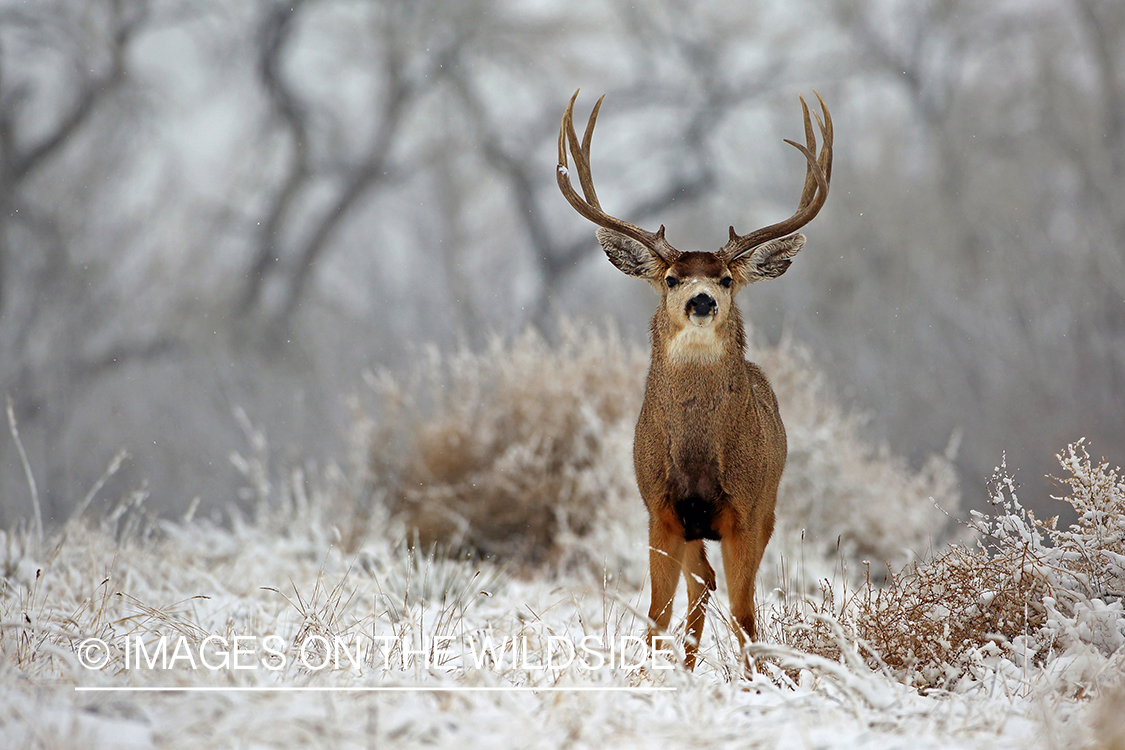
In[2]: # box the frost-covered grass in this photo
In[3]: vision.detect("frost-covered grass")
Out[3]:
[0,449,1121,749]
[1,327,1123,748]
[0,453,1122,748]
[777,443,1125,695]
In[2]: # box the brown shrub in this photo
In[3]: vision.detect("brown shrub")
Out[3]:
[777,443,1125,690]
[361,323,645,566]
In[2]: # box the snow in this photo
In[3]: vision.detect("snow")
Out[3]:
[0,489,1116,750]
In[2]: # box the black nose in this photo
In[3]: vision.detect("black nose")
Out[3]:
[686,293,716,317]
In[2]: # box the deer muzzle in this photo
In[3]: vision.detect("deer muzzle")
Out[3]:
[686,292,717,324]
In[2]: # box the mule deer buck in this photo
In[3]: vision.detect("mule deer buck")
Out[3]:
[556,90,832,669]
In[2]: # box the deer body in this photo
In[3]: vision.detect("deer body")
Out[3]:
[556,92,832,669]
[633,255,787,668]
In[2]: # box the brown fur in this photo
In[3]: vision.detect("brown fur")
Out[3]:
[631,253,787,669]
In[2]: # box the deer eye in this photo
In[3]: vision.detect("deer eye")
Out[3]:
[720,277,733,289]
[665,276,679,288]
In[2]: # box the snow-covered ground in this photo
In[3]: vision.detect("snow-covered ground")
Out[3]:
[1,481,1120,750]
[2,332,1123,747]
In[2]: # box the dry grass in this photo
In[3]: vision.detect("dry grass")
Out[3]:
[775,443,1125,692]
[358,323,645,567]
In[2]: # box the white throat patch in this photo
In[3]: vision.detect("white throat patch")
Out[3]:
[666,323,724,363]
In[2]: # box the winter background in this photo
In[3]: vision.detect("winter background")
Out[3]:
[1,0,1124,747]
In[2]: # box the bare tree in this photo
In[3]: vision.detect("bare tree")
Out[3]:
[805,0,1125,512]
[236,0,464,339]
[436,0,795,332]
[0,0,170,521]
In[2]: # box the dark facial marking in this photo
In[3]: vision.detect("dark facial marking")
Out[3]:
[669,252,728,281]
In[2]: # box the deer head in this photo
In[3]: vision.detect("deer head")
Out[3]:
[556,90,832,359]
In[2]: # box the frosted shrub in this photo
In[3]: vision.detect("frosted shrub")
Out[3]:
[361,323,646,568]
[1051,441,1125,608]
[779,442,1125,692]
[357,321,958,575]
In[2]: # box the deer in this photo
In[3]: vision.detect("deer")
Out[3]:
[555,90,832,670]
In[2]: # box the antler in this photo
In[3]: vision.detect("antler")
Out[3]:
[556,90,680,264]
[720,92,833,261]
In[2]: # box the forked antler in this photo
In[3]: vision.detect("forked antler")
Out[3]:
[720,93,832,261]
[556,90,680,264]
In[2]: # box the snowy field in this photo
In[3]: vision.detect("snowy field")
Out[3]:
[1,470,1121,749]
[2,333,1123,749]
[0,518,1080,748]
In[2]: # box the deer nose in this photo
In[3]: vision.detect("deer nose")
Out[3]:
[686,293,716,318]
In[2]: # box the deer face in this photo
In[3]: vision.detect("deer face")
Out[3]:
[596,228,807,345]
[663,252,730,325]
[660,252,735,361]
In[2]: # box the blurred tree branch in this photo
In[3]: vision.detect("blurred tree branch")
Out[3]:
[0,0,148,311]
[442,0,785,331]
[237,0,456,338]
[0,0,1121,530]
[0,0,174,518]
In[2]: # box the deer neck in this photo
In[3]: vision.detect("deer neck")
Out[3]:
[650,303,746,374]
[646,304,747,463]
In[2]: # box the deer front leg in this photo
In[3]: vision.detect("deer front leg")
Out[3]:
[646,511,685,646]
[720,514,772,667]
[682,540,716,670]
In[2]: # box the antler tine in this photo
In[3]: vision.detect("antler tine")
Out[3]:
[562,91,605,210]
[556,91,679,263]
[794,96,818,212]
[814,90,833,186]
[722,93,833,261]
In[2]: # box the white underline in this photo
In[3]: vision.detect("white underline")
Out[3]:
[74,686,675,693]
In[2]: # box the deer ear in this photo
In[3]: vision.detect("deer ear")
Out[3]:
[728,233,806,284]
[597,228,665,279]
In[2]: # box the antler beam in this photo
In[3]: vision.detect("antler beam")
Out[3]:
[720,92,833,261]
[556,90,680,264]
